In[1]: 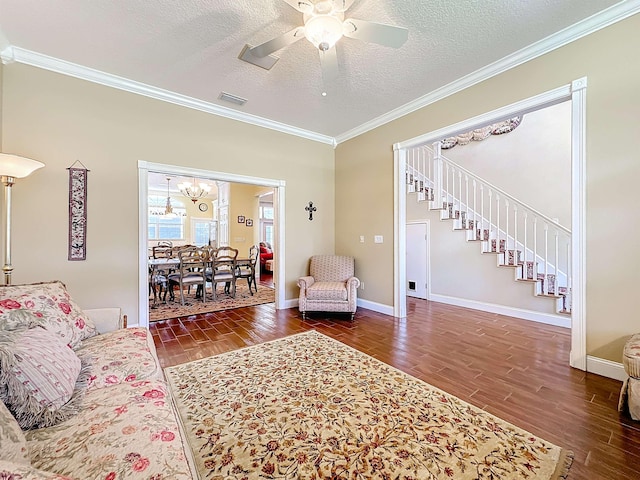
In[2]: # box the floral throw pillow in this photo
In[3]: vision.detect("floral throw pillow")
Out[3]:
[0,399,29,464]
[0,280,97,349]
[0,326,83,430]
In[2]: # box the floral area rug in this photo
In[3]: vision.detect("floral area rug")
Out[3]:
[149,282,274,322]
[164,331,573,480]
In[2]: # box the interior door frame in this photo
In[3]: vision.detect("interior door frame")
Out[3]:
[138,161,286,328]
[393,78,587,371]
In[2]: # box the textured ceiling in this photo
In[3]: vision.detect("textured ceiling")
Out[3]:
[0,0,623,139]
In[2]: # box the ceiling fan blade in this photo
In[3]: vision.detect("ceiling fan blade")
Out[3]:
[281,0,313,13]
[343,19,409,48]
[249,27,305,58]
[320,47,339,83]
[332,0,356,12]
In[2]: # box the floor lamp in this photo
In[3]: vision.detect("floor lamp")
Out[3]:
[0,153,45,285]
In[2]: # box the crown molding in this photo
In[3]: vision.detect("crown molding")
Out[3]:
[1,0,637,147]
[0,46,335,146]
[335,0,640,145]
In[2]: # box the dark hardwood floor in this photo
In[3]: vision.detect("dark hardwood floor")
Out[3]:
[150,298,640,479]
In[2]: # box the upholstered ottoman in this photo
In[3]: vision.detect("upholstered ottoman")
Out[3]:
[619,334,640,420]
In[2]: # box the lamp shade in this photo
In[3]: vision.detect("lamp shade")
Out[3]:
[0,154,45,178]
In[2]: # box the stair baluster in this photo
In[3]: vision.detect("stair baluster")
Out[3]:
[544,223,549,295]
[523,212,528,275]
[554,231,559,296]
[513,205,518,266]
[406,144,572,314]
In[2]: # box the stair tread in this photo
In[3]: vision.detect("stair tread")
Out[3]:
[537,292,563,299]
[412,184,572,317]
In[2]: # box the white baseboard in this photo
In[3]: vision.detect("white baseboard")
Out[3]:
[586,355,626,382]
[357,298,394,316]
[428,293,571,328]
[281,298,393,316]
[282,298,299,310]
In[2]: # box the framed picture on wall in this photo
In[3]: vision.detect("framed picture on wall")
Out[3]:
[246,219,253,227]
[238,215,245,223]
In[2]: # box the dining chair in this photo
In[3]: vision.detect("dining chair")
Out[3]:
[207,246,239,300]
[150,245,174,302]
[148,266,169,304]
[167,247,208,305]
[235,245,259,295]
[152,245,173,259]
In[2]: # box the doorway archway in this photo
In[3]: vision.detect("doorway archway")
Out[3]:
[393,78,587,370]
[138,161,286,328]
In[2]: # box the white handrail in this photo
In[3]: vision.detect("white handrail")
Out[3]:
[407,148,570,235]
[405,143,572,300]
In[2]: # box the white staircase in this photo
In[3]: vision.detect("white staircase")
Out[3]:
[406,143,572,315]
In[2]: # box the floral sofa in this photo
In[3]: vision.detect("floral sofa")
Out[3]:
[0,281,196,479]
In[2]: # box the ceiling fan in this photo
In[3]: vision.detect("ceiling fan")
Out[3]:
[244,0,408,82]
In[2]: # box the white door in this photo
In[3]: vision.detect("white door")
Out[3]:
[406,222,428,299]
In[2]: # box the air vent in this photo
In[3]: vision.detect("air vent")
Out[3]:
[218,92,248,106]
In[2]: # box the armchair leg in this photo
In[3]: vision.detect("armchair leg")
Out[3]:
[301,311,306,320]
[350,313,355,321]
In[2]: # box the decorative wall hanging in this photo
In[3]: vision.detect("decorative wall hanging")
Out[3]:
[67,160,89,261]
[305,201,317,221]
[440,116,522,150]
[245,219,253,227]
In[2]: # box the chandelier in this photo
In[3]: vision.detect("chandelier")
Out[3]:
[177,178,211,203]
[164,177,176,217]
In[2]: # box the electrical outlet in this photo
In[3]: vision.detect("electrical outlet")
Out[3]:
[359,235,365,243]
[374,235,383,244]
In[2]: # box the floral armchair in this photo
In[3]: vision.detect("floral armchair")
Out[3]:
[297,255,360,320]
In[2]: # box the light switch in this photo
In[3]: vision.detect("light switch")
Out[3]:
[374,235,383,244]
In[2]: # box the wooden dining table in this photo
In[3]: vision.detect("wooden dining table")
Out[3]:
[148,256,253,305]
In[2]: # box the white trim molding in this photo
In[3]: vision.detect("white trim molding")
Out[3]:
[357,299,394,317]
[283,297,393,317]
[569,77,588,371]
[1,2,638,146]
[586,356,626,382]
[393,147,407,318]
[429,294,571,329]
[138,161,287,328]
[394,78,587,371]
[0,46,334,146]
[283,298,299,310]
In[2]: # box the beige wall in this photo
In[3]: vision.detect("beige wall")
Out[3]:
[0,61,3,147]
[229,183,262,254]
[336,13,640,362]
[2,14,638,364]
[444,101,571,226]
[0,63,335,325]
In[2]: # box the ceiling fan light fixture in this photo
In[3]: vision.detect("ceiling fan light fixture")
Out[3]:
[304,14,344,51]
